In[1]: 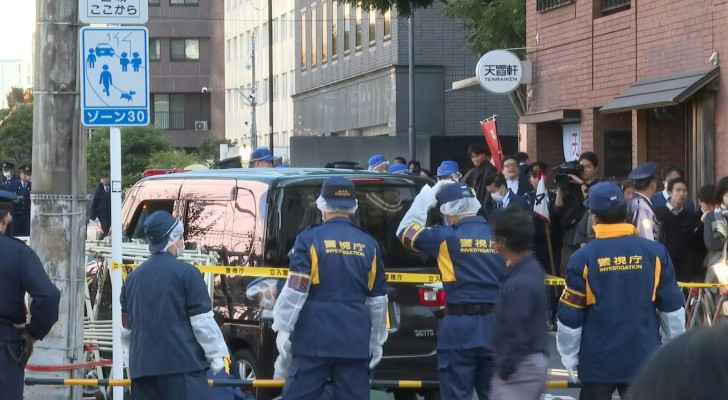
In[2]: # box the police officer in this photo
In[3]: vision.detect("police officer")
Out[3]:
[0,187,61,400]
[628,162,660,240]
[1,162,20,189]
[557,182,685,400]
[273,176,388,400]
[397,182,507,400]
[12,166,31,237]
[249,147,274,168]
[368,154,389,172]
[389,163,411,175]
[121,211,229,400]
[436,160,462,182]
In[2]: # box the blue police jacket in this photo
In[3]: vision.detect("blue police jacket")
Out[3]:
[290,218,387,359]
[400,216,507,349]
[0,235,60,341]
[558,223,684,383]
[121,253,211,378]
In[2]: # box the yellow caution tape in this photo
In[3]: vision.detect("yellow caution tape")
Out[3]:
[111,262,728,288]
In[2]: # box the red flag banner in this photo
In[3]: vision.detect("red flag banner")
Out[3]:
[481,117,503,171]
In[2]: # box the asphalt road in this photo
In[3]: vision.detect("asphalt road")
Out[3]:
[370,332,580,400]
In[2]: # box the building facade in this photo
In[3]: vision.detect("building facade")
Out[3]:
[148,0,225,148]
[224,0,295,161]
[0,59,32,109]
[522,0,727,187]
[292,1,517,141]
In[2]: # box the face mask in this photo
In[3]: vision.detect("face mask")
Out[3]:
[3,171,10,179]
[491,191,504,203]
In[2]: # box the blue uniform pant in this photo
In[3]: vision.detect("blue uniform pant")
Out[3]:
[131,370,209,400]
[438,347,494,400]
[282,356,368,400]
[1,341,24,400]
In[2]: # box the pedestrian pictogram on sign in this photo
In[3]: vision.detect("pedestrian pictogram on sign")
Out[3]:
[79,0,148,25]
[80,27,150,127]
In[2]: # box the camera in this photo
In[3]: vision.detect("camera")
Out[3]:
[554,161,584,190]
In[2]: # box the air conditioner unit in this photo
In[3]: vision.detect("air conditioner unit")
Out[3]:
[194,120,209,131]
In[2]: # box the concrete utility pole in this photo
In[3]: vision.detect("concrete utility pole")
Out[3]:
[250,34,258,149]
[27,0,87,399]
[408,4,416,162]
[267,0,275,155]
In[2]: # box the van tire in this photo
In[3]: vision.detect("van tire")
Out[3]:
[234,349,257,381]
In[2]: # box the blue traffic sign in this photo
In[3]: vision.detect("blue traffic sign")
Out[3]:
[80,27,150,127]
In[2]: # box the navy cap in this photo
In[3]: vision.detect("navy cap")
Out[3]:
[389,163,409,175]
[436,183,475,204]
[437,161,460,178]
[588,182,625,215]
[143,211,179,252]
[0,186,17,212]
[628,162,658,181]
[250,147,273,162]
[368,154,388,170]
[320,176,357,209]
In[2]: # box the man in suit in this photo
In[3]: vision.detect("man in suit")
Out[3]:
[502,156,533,200]
[90,176,112,238]
[12,166,31,237]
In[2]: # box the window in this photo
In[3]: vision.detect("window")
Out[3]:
[355,7,362,49]
[344,3,351,53]
[300,9,307,69]
[170,39,199,61]
[383,9,391,40]
[332,1,338,58]
[311,4,317,67]
[322,2,328,64]
[599,0,630,14]
[536,0,572,11]
[150,39,161,61]
[149,0,160,5]
[369,8,376,45]
[170,0,198,5]
[153,94,185,130]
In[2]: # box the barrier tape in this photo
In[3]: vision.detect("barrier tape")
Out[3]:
[111,262,728,288]
[25,377,582,390]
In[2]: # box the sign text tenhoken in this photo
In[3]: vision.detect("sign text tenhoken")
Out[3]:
[475,50,523,94]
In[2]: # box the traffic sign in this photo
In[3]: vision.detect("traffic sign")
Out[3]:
[79,0,148,25]
[80,27,150,127]
[475,50,523,94]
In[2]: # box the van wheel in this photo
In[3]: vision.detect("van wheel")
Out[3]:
[393,391,417,400]
[424,390,441,400]
[234,349,257,381]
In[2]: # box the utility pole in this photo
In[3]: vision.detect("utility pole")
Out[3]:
[250,34,258,149]
[267,0,274,155]
[27,0,87,399]
[408,3,416,163]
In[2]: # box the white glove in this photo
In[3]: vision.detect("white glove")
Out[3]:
[556,321,581,371]
[568,370,579,383]
[369,345,383,369]
[210,357,225,374]
[121,327,131,368]
[276,330,292,357]
[274,352,292,379]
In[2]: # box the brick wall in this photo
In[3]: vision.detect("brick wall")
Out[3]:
[526,0,728,177]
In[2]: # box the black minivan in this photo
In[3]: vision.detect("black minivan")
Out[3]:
[120,168,444,399]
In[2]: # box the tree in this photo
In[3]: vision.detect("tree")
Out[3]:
[342,0,434,15]
[87,127,170,190]
[5,87,32,109]
[443,0,525,54]
[146,149,203,170]
[0,104,33,167]
[196,137,231,162]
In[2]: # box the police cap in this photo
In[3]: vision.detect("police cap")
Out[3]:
[320,176,357,209]
[143,211,180,250]
[628,162,658,181]
[368,154,387,170]
[0,186,17,214]
[436,160,460,178]
[588,181,625,216]
[436,183,475,205]
[2,161,15,170]
[250,147,273,162]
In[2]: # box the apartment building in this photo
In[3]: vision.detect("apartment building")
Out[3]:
[148,0,225,148]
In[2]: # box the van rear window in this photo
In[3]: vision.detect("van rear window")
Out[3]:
[274,184,435,270]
